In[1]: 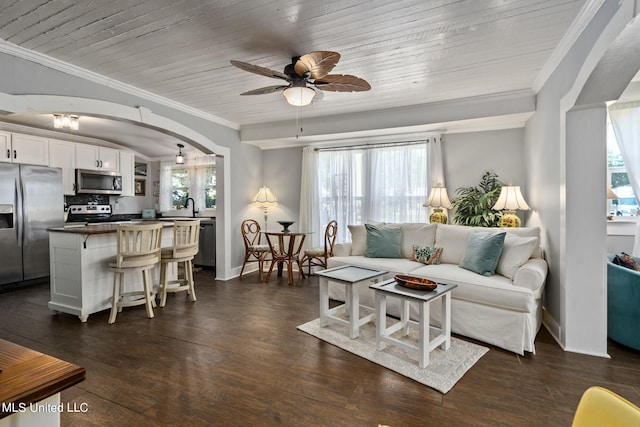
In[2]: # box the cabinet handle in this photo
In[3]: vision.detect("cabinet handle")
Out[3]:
[6,149,8,159]
[96,160,100,168]
[100,160,103,168]
[13,150,16,159]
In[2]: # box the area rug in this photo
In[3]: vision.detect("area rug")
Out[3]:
[297,317,488,394]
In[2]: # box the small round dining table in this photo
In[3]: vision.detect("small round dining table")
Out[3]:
[263,230,313,285]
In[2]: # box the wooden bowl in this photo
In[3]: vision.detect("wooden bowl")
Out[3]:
[394,275,437,291]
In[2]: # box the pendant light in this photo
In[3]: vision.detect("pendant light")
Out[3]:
[175,144,185,165]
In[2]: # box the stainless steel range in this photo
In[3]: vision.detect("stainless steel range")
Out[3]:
[66,204,113,223]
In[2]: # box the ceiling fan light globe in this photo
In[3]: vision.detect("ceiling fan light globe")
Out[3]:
[283,86,315,106]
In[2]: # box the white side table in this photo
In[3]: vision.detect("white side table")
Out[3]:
[316,265,387,339]
[370,279,457,368]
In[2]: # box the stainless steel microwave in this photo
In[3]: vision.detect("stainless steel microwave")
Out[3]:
[75,169,122,195]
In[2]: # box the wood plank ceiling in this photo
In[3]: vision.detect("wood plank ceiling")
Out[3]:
[0,0,588,151]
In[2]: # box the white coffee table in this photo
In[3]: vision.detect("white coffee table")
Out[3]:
[369,279,457,368]
[316,265,387,339]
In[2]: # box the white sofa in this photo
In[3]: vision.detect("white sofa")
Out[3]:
[326,223,548,355]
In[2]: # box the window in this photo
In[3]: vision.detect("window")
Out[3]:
[317,143,429,242]
[608,123,638,217]
[160,156,216,212]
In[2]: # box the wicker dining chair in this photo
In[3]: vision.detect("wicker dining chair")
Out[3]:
[301,220,338,275]
[239,219,271,280]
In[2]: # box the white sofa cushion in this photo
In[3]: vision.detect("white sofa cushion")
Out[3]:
[410,264,535,312]
[348,224,367,255]
[496,235,539,280]
[435,224,474,264]
[398,223,436,259]
[328,255,423,276]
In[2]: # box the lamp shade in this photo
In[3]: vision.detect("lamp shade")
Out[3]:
[423,185,452,224]
[423,186,453,209]
[492,186,530,211]
[283,86,316,106]
[251,186,278,208]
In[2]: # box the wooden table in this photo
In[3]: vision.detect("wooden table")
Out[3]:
[0,338,85,424]
[263,231,312,285]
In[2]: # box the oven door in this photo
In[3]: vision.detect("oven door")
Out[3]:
[76,169,122,195]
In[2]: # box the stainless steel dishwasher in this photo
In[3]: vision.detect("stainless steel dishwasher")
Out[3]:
[194,219,216,268]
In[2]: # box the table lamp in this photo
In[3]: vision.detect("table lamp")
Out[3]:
[423,184,453,224]
[492,185,530,227]
[251,186,278,230]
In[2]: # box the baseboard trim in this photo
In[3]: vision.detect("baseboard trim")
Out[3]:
[542,307,563,349]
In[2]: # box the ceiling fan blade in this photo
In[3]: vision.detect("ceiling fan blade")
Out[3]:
[294,51,340,79]
[314,74,371,92]
[230,60,289,81]
[240,85,289,95]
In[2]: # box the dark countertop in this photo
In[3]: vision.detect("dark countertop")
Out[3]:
[49,221,174,235]
[49,218,214,234]
[0,338,85,419]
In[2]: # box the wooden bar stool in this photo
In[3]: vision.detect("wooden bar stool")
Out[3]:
[108,223,163,324]
[158,219,200,307]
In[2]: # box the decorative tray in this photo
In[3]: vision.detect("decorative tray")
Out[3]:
[394,275,437,291]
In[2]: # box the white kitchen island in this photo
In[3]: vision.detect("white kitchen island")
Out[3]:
[48,222,176,322]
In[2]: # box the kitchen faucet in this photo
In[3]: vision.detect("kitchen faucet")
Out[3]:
[184,197,198,218]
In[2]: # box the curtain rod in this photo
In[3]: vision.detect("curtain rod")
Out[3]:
[315,139,435,152]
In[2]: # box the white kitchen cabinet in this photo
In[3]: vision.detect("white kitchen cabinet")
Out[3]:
[0,131,10,164]
[49,139,77,195]
[75,143,119,171]
[119,150,135,197]
[0,133,49,166]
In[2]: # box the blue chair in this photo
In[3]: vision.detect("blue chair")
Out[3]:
[607,254,640,351]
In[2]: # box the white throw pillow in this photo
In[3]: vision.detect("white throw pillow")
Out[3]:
[496,235,539,280]
[348,224,367,255]
[435,224,474,265]
[399,223,436,259]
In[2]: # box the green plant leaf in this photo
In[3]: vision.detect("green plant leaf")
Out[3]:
[451,171,504,227]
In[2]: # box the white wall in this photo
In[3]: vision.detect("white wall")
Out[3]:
[261,147,303,230]
[444,128,525,200]
[523,0,637,356]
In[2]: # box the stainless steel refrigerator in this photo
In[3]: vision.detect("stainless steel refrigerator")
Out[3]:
[0,164,63,289]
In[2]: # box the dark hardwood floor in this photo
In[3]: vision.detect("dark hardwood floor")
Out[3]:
[0,270,638,426]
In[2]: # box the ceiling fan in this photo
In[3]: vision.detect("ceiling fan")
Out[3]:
[230,51,371,106]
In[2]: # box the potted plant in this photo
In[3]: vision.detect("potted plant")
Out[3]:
[451,171,504,227]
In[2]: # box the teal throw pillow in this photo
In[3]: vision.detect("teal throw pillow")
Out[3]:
[365,223,402,258]
[459,231,506,276]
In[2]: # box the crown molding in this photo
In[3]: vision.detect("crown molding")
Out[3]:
[0,40,240,131]
[532,0,607,93]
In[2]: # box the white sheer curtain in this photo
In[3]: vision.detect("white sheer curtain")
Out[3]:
[299,147,321,247]
[428,135,445,189]
[609,102,640,256]
[368,143,429,222]
[159,155,216,213]
[299,136,443,244]
[159,160,174,212]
